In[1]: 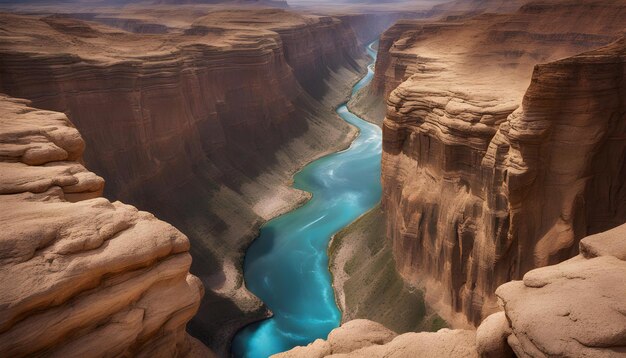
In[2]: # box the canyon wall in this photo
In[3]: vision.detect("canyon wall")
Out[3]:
[379,0,626,326]
[0,9,370,354]
[371,19,422,98]
[0,95,213,357]
[279,223,626,357]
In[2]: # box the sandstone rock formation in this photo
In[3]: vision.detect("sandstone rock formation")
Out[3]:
[283,223,626,357]
[480,223,626,357]
[0,8,375,353]
[378,0,626,327]
[0,95,214,357]
[274,320,477,358]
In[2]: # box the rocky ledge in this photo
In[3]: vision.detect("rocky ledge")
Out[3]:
[488,224,626,357]
[0,95,213,357]
[279,223,626,357]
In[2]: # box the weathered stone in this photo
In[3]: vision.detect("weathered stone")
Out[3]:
[0,96,213,358]
[378,1,626,327]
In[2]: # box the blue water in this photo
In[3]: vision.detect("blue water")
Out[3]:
[231,41,381,358]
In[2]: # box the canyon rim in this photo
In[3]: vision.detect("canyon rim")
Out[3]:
[0,0,625,357]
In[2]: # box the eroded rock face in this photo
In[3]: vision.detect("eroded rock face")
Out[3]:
[0,95,213,357]
[274,320,477,358]
[479,224,626,357]
[379,0,626,326]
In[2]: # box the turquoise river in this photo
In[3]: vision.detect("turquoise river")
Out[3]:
[232,42,381,358]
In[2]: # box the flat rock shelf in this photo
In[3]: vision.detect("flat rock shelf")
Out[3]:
[232,42,381,358]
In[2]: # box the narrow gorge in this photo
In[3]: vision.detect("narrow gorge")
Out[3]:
[232,42,382,358]
[1,0,625,357]
[0,8,402,355]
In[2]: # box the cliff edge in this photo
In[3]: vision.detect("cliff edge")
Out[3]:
[0,95,214,357]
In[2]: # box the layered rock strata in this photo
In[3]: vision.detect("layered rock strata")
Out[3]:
[0,9,370,353]
[379,0,626,326]
[281,223,626,357]
[339,11,435,127]
[0,95,213,357]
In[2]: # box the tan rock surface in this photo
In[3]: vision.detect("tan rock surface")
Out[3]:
[494,224,626,357]
[378,0,626,327]
[0,96,213,357]
[475,311,514,358]
[332,329,477,358]
[275,321,477,358]
[273,320,396,358]
[274,339,332,358]
[326,319,397,354]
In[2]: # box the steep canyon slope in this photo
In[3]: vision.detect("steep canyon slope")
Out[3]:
[378,0,626,327]
[0,95,214,357]
[0,8,399,354]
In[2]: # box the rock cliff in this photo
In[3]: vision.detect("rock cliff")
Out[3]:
[280,223,626,357]
[0,9,372,354]
[379,0,626,326]
[0,95,214,357]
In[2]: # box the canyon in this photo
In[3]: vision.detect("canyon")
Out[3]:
[0,9,359,355]
[317,3,626,350]
[1,0,625,357]
[0,4,426,356]
[286,0,626,356]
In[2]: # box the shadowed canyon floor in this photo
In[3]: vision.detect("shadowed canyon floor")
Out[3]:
[329,204,448,334]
